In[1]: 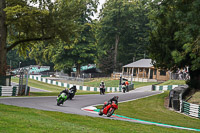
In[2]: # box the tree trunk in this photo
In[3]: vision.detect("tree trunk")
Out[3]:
[0,0,7,77]
[188,68,200,90]
[114,34,119,72]
[76,63,81,77]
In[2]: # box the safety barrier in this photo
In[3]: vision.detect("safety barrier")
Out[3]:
[167,85,200,119]
[29,75,134,92]
[181,101,200,119]
[152,85,183,91]
[0,86,18,96]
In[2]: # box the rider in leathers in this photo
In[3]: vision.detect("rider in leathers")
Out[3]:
[58,85,77,102]
[102,96,119,109]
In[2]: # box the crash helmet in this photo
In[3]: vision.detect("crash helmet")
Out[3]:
[65,88,69,92]
[114,96,119,100]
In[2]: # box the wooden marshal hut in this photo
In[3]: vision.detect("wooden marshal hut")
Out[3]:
[122,59,170,82]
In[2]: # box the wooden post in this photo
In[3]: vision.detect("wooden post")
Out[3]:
[143,68,145,78]
[132,68,134,75]
[148,68,151,79]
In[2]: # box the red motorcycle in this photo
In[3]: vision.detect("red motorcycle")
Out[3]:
[99,101,118,117]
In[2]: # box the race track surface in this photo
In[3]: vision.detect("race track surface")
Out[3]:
[1,86,200,132]
[0,86,161,118]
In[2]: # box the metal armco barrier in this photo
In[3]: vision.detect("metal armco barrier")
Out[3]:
[182,101,200,119]
[0,86,18,96]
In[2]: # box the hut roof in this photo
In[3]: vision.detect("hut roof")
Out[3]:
[123,59,153,68]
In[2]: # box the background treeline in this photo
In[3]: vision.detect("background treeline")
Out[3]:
[4,0,200,89]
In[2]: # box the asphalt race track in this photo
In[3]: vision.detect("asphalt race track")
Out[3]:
[0,86,160,118]
[1,86,200,131]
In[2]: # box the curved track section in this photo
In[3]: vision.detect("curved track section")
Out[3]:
[0,86,160,117]
[1,85,199,131]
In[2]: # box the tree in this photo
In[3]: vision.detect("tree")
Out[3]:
[0,0,89,84]
[0,0,7,76]
[29,0,98,76]
[97,0,150,73]
[7,49,37,69]
[149,0,200,89]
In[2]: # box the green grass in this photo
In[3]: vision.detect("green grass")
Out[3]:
[84,78,157,88]
[83,78,119,87]
[132,82,157,88]
[97,92,200,130]
[159,80,186,86]
[12,77,157,97]
[12,77,64,92]
[0,104,194,133]
[188,91,200,105]
[12,77,99,96]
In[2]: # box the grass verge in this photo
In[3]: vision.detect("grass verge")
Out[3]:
[12,77,99,96]
[12,77,64,92]
[84,78,157,88]
[12,77,157,96]
[159,80,186,86]
[0,103,194,133]
[97,92,200,129]
[188,91,200,105]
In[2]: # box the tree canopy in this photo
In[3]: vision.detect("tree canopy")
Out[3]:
[0,0,96,77]
[149,0,200,89]
[29,0,98,76]
[97,0,150,73]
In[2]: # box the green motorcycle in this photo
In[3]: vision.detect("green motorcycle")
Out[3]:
[57,93,67,106]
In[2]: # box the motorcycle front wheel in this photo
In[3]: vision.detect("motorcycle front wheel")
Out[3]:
[107,108,115,117]
[57,99,63,106]
[98,109,103,116]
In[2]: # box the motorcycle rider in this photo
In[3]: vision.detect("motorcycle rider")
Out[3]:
[70,85,77,93]
[68,85,77,99]
[102,96,119,109]
[58,88,69,104]
[125,81,129,92]
[58,88,69,97]
[58,84,76,99]
[100,81,105,95]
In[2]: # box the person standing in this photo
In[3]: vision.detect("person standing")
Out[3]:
[100,81,105,95]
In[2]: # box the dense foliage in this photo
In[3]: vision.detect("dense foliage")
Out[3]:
[149,0,200,89]
[29,0,98,76]
[97,0,150,73]
[2,0,200,89]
